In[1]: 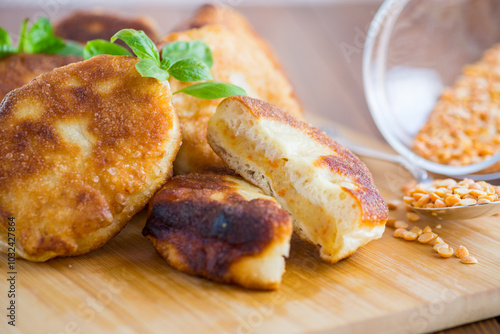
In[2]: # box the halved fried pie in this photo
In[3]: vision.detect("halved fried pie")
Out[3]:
[207,96,388,263]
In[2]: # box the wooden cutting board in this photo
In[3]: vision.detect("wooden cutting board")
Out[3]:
[2,127,500,334]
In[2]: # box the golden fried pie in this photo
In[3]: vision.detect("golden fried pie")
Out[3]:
[0,53,81,102]
[0,55,181,261]
[54,10,159,44]
[158,6,303,174]
[143,168,293,290]
[207,96,388,263]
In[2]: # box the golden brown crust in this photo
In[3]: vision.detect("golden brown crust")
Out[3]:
[54,10,159,43]
[143,170,292,287]
[0,54,181,261]
[0,53,81,102]
[223,95,388,226]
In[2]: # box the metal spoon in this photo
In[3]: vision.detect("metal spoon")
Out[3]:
[312,118,500,220]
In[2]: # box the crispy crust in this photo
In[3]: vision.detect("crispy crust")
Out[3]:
[143,169,292,290]
[228,96,387,225]
[54,10,159,43]
[0,55,181,261]
[0,53,81,102]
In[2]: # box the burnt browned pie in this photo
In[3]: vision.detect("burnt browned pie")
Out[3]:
[0,53,81,102]
[54,10,159,44]
[158,5,303,174]
[143,168,293,290]
[0,55,181,262]
[207,96,388,263]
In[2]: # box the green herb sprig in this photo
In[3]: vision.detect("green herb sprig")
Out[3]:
[0,17,83,58]
[83,29,246,100]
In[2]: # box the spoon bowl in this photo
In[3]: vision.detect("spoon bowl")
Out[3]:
[411,202,500,220]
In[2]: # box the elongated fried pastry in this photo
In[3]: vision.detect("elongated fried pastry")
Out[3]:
[207,96,388,263]
[0,53,81,102]
[173,4,284,71]
[158,6,302,174]
[0,55,181,261]
[143,168,293,290]
[55,11,159,44]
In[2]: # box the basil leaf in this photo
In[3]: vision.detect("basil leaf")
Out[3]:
[27,17,53,42]
[168,58,213,82]
[135,58,169,81]
[25,17,65,54]
[82,28,245,96]
[0,27,15,58]
[160,58,172,71]
[16,18,28,53]
[173,82,246,99]
[56,40,84,57]
[161,41,213,68]
[33,37,66,54]
[0,27,12,47]
[111,29,159,64]
[0,44,16,58]
[84,39,132,60]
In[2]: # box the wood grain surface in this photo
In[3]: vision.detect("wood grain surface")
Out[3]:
[0,3,499,334]
[1,127,500,334]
